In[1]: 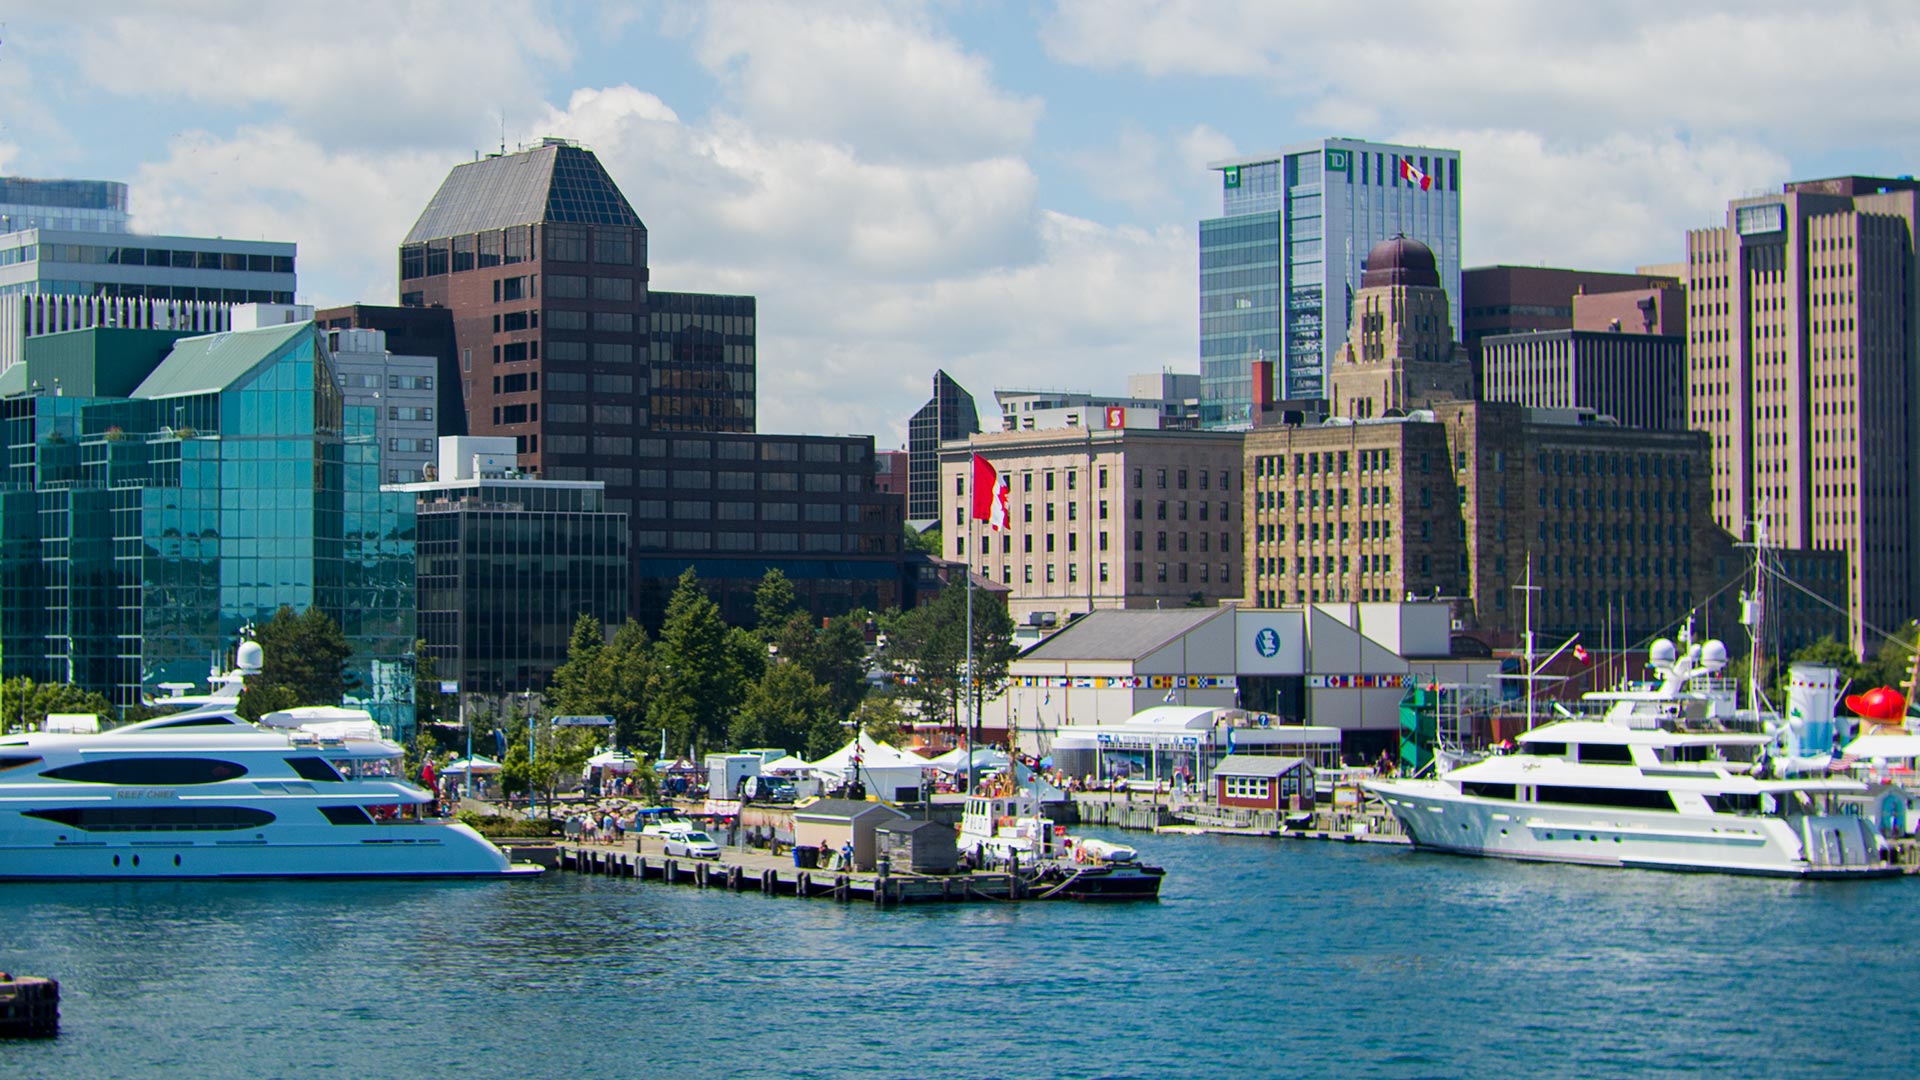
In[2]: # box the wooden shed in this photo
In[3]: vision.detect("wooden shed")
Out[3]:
[1213,754,1314,811]
[875,818,959,874]
[791,799,909,871]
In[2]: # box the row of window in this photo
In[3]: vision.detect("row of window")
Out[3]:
[978,561,1233,587]
[15,242,292,274]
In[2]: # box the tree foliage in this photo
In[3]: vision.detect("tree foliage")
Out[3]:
[904,525,941,556]
[754,569,798,632]
[239,606,353,720]
[648,569,751,757]
[879,585,1014,736]
[0,676,115,734]
[549,615,653,750]
[730,661,831,756]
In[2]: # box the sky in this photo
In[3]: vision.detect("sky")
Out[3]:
[1,0,1916,447]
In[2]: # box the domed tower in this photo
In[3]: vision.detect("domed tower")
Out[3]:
[1329,236,1470,418]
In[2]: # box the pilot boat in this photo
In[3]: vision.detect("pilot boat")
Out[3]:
[959,778,1165,899]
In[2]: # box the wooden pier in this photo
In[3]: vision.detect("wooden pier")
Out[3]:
[0,973,58,1038]
[514,840,1031,907]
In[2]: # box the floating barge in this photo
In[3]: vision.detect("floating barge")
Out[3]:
[522,841,1036,906]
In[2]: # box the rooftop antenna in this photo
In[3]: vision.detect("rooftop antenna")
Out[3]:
[499,111,507,156]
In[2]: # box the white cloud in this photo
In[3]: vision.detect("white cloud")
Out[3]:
[1397,128,1789,269]
[128,126,453,305]
[1041,1,1920,157]
[689,0,1042,165]
[68,0,569,150]
[748,212,1196,443]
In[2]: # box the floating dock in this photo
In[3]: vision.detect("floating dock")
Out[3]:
[514,841,1033,906]
[0,973,58,1038]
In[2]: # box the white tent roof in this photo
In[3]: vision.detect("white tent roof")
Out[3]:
[587,750,638,773]
[809,733,930,778]
[928,746,1009,772]
[443,755,503,775]
[762,754,812,774]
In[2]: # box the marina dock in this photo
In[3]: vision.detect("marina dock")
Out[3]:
[516,838,1036,906]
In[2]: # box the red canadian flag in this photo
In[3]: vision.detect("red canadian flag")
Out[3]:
[1573,644,1591,664]
[970,454,1010,532]
[1399,157,1433,191]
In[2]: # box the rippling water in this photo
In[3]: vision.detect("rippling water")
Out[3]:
[3,831,1915,1079]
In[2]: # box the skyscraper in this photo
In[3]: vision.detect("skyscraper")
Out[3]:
[1686,175,1920,651]
[906,369,979,523]
[1200,139,1462,424]
[401,140,901,624]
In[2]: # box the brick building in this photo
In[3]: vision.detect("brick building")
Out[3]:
[939,427,1245,631]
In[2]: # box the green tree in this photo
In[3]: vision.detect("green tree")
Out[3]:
[754,568,798,633]
[811,614,872,718]
[730,662,830,755]
[850,695,912,746]
[549,615,654,751]
[880,585,1015,740]
[904,525,941,556]
[239,606,353,720]
[648,569,748,757]
[412,639,446,725]
[0,676,116,734]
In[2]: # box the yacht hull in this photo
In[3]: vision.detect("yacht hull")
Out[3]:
[1367,779,1897,879]
[0,822,534,880]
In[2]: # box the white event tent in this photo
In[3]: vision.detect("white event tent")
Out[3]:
[810,733,932,803]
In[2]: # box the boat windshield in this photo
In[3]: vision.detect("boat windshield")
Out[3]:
[326,755,402,781]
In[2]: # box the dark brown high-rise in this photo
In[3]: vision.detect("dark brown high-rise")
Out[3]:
[398,139,900,625]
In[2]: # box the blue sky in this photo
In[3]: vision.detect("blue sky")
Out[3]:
[1,1,1915,444]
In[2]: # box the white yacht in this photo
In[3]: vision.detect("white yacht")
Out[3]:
[1366,638,1897,878]
[0,643,536,880]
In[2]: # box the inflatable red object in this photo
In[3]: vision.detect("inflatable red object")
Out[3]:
[1843,686,1907,721]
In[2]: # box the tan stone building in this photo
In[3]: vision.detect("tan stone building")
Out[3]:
[1327,236,1473,420]
[1245,402,1740,641]
[1685,175,1920,652]
[939,427,1245,630]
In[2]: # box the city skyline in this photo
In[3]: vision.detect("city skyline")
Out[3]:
[1,1,1915,446]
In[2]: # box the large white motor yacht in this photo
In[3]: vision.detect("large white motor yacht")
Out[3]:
[1366,638,1897,878]
[0,643,535,880]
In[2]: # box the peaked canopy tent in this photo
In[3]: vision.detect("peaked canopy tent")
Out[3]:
[928,746,1009,776]
[442,755,503,775]
[586,750,638,774]
[809,734,933,803]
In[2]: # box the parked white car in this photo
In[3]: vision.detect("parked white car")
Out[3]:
[661,829,721,859]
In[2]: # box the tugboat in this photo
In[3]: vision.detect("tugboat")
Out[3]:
[957,779,1165,899]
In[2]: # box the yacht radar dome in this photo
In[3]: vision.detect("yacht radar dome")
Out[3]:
[236,640,264,675]
[1649,639,1678,667]
[1700,640,1729,671]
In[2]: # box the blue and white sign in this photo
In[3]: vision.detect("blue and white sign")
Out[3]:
[1236,612,1305,674]
[1253,628,1281,658]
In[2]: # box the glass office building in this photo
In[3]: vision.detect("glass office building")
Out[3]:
[398,441,629,694]
[1200,138,1462,423]
[0,322,417,734]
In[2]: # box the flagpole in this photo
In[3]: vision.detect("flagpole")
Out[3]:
[965,444,976,794]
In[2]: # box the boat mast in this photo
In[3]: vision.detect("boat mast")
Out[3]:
[1516,554,1541,731]
[1738,512,1768,713]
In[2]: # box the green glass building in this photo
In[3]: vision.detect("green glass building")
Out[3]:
[0,321,417,734]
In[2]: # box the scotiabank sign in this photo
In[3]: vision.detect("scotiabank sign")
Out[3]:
[1105,406,1126,429]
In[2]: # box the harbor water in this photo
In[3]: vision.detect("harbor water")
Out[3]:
[4,829,1915,1079]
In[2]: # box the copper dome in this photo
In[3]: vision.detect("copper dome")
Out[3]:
[1359,235,1440,288]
